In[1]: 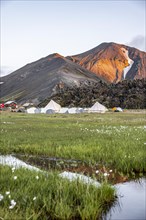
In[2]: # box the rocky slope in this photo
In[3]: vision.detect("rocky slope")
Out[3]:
[67,42,146,83]
[0,53,100,104]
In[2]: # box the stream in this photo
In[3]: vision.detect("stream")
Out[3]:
[0,155,146,219]
[105,178,146,220]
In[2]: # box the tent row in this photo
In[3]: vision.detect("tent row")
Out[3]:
[26,100,109,114]
[26,107,85,114]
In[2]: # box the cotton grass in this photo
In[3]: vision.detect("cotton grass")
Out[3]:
[0,165,116,219]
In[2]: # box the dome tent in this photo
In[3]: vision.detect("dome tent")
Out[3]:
[59,108,69,114]
[68,108,78,114]
[112,107,123,112]
[46,109,55,114]
[26,107,40,114]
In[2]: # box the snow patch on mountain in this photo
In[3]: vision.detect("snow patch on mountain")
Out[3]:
[121,48,134,78]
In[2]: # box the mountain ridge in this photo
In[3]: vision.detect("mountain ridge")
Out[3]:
[0,42,145,104]
[0,53,100,104]
[67,42,146,83]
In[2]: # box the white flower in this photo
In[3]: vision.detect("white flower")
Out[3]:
[95,170,99,174]
[109,170,112,173]
[11,199,16,204]
[33,197,36,201]
[5,191,10,195]
[13,176,17,180]
[9,199,16,209]
[9,205,14,209]
[0,194,4,201]
[36,176,39,180]
[103,173,109,177]
[12,167,15,173]
[10,200,16,207]
[144,143,146,145]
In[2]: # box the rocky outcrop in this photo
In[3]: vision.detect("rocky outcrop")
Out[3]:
[41,79,146,109]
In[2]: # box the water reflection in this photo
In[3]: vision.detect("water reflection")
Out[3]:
[105,178,146,220]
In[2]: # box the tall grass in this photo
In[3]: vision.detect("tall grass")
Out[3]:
[0,165,115,219]
[0,112,145,173]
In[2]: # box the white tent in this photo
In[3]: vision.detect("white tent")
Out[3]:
[26,107,40,114]
[83,108,90,113]
[46,109,55,114]
[42,100,61,113]
[59,108,69,114]
[116,107,123,112]
[68,108,78,114]
[40,108,46,113]
[89,102,108,113]
[76,108,84,113]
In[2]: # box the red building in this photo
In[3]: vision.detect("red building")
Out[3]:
[4,101,17,109]
[0,103,5,109]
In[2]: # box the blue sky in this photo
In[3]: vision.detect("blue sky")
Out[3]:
[1,0,146,76]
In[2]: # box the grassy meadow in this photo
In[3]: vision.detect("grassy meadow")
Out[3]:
[0,111,146,172]
[0,165,115,220]
[0,111,146,219]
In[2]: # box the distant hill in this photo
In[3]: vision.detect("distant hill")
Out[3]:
[67,42,146,83]
[0,42,145,105]
[0,53,100,104]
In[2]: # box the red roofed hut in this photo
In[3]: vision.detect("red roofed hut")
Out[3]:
[5,101,17,109]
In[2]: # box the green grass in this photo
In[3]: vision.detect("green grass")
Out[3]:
[0,112,145,219]
[0,165,115,220]
[0,112,146,173]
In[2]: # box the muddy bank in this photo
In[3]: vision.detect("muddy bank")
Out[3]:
[12,154,145,184]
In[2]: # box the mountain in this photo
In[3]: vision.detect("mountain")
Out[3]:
[67,42,146,83]
[0,53,100,103]
[0,42,145,104]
